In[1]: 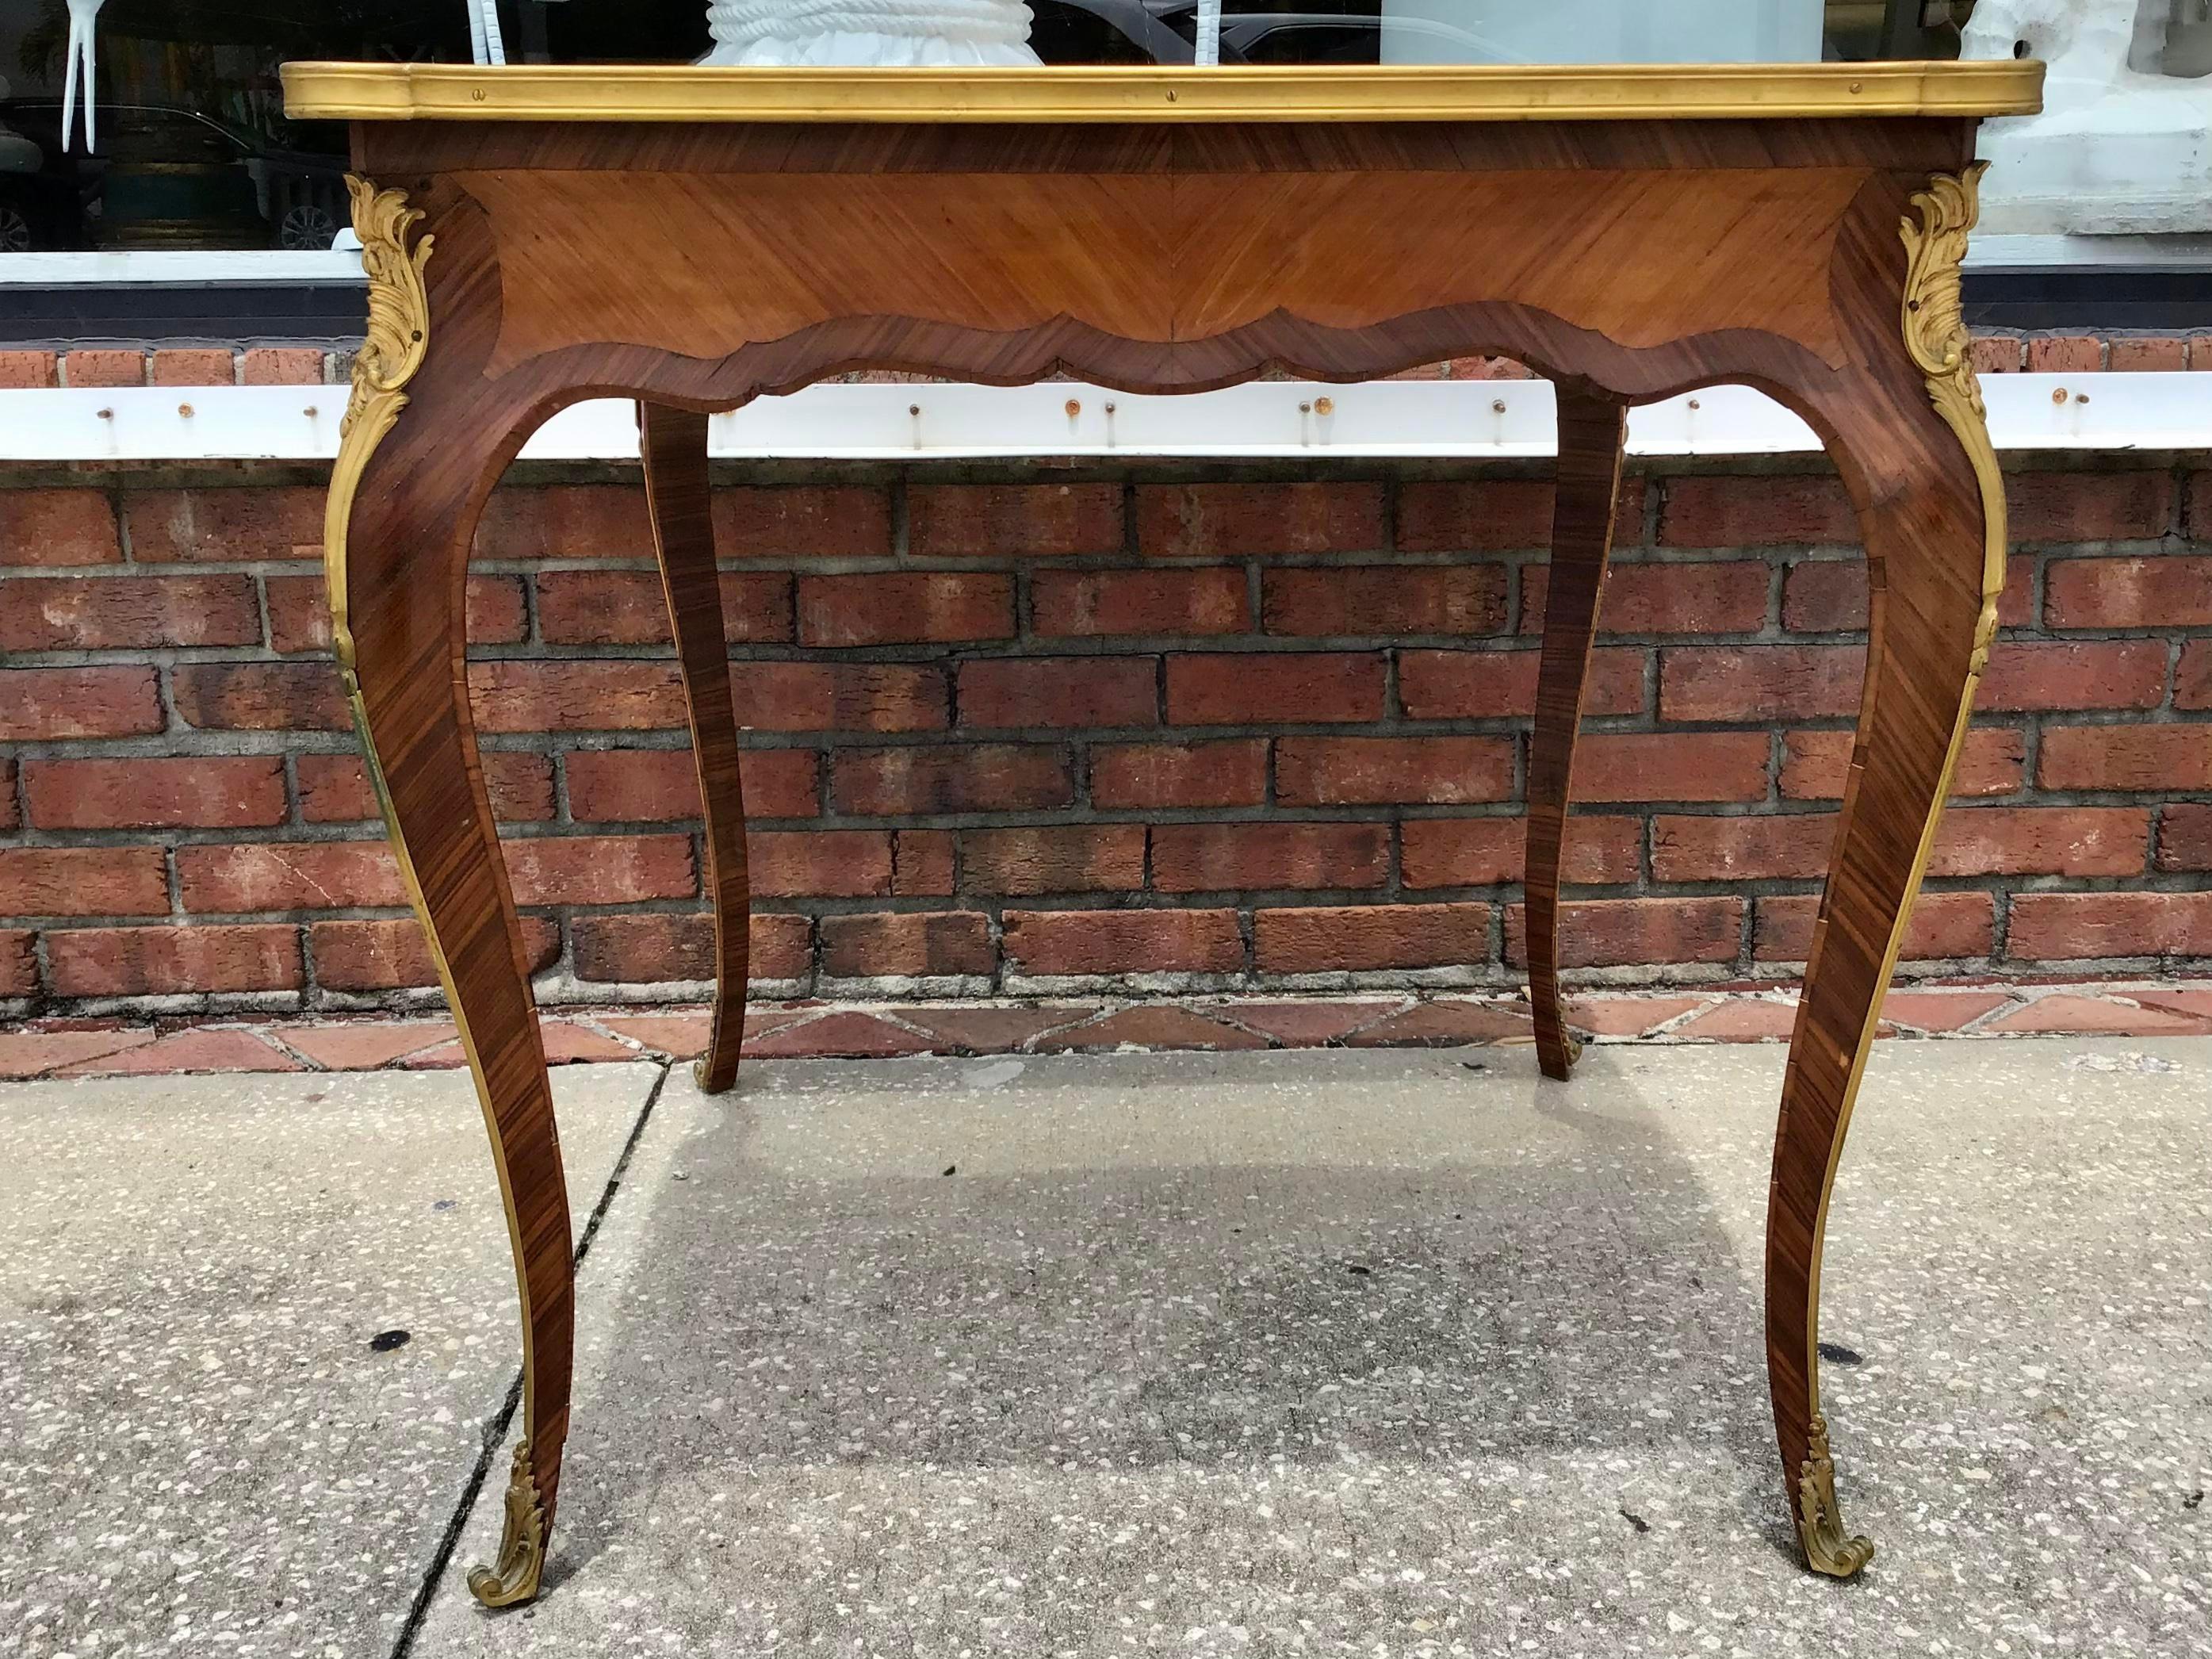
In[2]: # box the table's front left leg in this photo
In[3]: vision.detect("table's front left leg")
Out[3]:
[1525,391,1629,1079]
[330,179,572,1608]
[639,403,749,1094]
[1767,166,2006,1577]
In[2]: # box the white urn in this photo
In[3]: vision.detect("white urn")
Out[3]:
[702,0,1042,66]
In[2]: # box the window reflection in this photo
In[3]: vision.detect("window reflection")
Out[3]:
[0,1,1983,254]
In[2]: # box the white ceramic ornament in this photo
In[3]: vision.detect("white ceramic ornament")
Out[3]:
[465,0,509,65]
[702,0,1040,67]
[62,0,107,152]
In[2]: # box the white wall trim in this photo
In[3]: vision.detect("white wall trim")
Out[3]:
[1967,232,2212,271]
[0,250,366,288]
[0,375,2202,464]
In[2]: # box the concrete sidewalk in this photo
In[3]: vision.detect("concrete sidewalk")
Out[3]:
[0,1064,662,1659]
[3,1041,2207,1657]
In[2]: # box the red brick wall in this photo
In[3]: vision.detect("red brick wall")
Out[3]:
[2,456,2206,1012]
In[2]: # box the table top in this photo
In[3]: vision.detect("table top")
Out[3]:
[281,60,2042,125]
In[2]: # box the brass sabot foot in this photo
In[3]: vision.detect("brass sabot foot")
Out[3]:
[695,1056,747,1095]
[467,1440,548,1608]
[1796,1415,1876,1578]
[1537,1030,1582,1082]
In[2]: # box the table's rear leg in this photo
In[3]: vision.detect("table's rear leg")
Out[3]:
[1767,167,2005,1577]
[639,403,749,1093]
[1525,391,1628,1079]
[330,178,572,1607]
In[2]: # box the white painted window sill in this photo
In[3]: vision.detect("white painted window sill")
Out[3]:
[0,376,2202,463]
[0,250,367,287]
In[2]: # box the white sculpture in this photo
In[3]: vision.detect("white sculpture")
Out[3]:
[1195,0,1222,66]
[1963,0,2212,233]
[702,0,1040,66]
[465,0,509,66]
[61,0,106,151]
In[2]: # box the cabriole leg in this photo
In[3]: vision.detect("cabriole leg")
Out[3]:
[1525,391,1628,1080]
[1766,473,1991,1577]
[329,178,571,1607]
[639,403,750,1094]
[1768,166,2005,1577]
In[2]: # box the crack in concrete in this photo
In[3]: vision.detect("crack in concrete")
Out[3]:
[387,1059,675,1659]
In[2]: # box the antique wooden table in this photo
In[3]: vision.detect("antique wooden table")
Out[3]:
[282,58,2042,1607]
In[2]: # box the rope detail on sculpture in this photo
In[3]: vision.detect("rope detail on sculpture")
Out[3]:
[703,0,1039,65]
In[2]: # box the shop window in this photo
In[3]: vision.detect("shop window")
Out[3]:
[0,1,705,255]
[16,2,2199,271]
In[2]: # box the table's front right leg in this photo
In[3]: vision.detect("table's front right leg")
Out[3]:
[1767,165,2007,1579]
[329,178,572,1608]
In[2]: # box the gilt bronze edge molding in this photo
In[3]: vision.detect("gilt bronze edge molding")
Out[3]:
[281,59,2046,125]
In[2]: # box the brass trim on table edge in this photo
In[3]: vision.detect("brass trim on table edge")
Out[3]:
[1788,161,2004,1580]
[325,174,549,1610]
[281,59,2043,124]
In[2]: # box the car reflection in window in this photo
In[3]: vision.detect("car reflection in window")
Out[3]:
[0,96,347,253]
[1027,3,1517,66]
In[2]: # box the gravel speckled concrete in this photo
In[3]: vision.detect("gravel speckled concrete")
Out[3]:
[418,1040,2212,1658]
[0,1064,663,1659]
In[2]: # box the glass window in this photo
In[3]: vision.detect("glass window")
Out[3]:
[1826,1,1973,63]
[1029,2,1164,63]
[1239,24,1380,66]
[0,1,2006,258]
[0,1,708,253]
